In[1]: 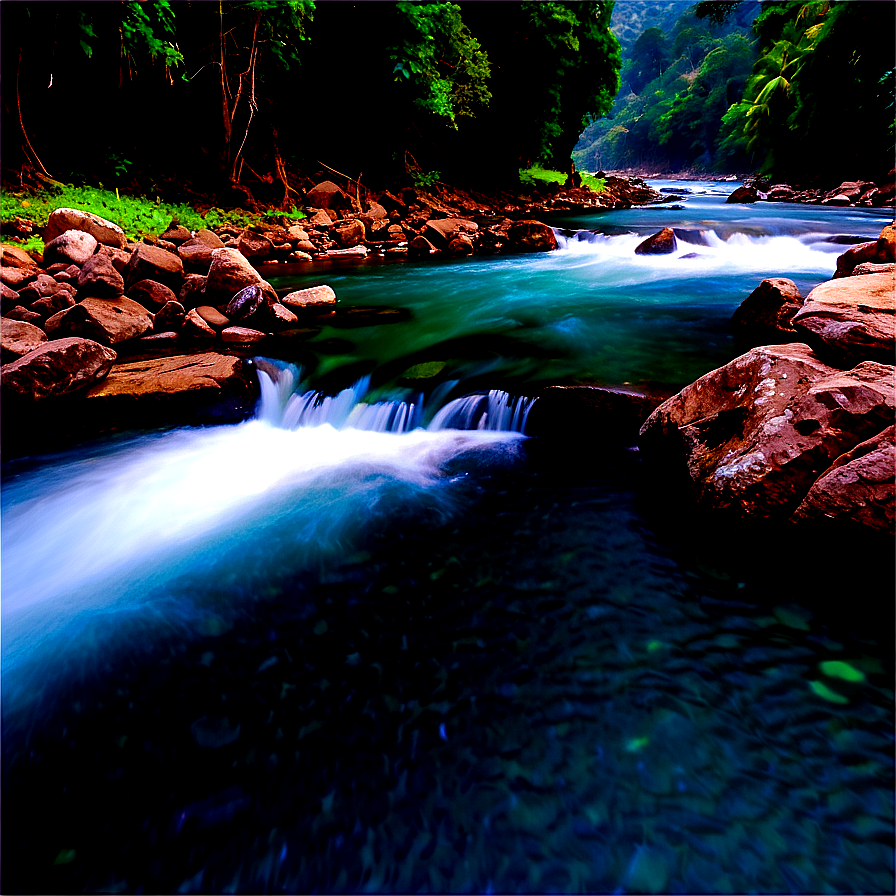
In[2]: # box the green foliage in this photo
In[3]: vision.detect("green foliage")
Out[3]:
[520,166,606,192]
[389,2,491,126]
[409,168,442,188]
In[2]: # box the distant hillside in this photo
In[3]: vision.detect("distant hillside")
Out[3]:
[610,0,696,50]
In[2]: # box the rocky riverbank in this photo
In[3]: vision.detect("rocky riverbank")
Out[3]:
[726,174,896,208]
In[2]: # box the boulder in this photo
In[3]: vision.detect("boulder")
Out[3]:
[766,184,795,201]
[44,208,126,248]
[221,326,266,344]
[225,283,275,323]
[204,248,267,301]
[1,265,39,288]
[193,229,226,249]
[42,230,98,266]
[238,231,274,260]
[281,285,337,310]
[1,337,117,401]
[332,219,365,248]
[182,308,217,339]
[46,295,153,345]
[791,425,894,531]
[305,209,335,229]
[834,241,881,278]
[635,228,677,256]
[195,305,231,328]
[305,180,356,213]
[153,301,186,332]
[792,271,895,364]
[124,242,185,290]
[852,262,896,277]
[96,244,133,274]
[1,318,47,361]
[128,279,178,310]
[77,253,125,297]
[638,343,895,519]
[726,186,758,204]
[4,306,44,325]
[409,235,439,256]
[822,194,853,206]
[877,223,895,262]
[179,274,208,308]
[448,235,474,257]
[17,273,64,304]
[508,220,558,252]
[731,278,803,341]
[29,291,77,319]
[1,282,21,305]
[177,239,216,274]
[1,243,40,268]
[423,218,478,251]
[287,225,310,242]
[271,302,298,326]
[160,224,192,244]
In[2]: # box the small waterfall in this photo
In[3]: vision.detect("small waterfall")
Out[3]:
[256,363,536,435]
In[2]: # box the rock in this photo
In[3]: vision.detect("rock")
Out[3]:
[852,262,896,276]
[225,283,274,323]
[327,245,369,257]
[4,306,44,325]
[638,343,895,519]
[160,224,192,244]
[635,228,677,255]
[1,243,40,267]
[281,285,337,310]
[42,230,98,266]
[182,308,217,339]
[29,291,77,318]
[726,186,758,203]
[17,273,63,304]
[204,248,266,301]
[423,218,478,251]
[877,223,895,262]
[508,220,558,252]
[195,305,231,328]
[221,326,266,344]
[238,231,273,260]
[84,352,257,425]
[766,184,795,201]
[77,253,125,297]
[1,265,39,287]
[822,194,852,206]
[332,219,365,248]
[409,235,439,256]
[377,190,408,214]
[128,279,179,310]
[153,301,186,332]
[791,425,894,531]
[289,248,315,260]
[177,239,216,274]
[834,241,880,277]
[287,225,310,241]
[46,295,153,345]
[193,229,226,249]
[179,274,208,308]
[95,245,133,274]
[271,302,298,326]
[44,208,126,248]
[1,318,47,361]
[792,271,895,363]
[731,278,803,342]
[1,337,116,401]
[305,180,356,212]
[448,235,474,256]
[305,209,335,229]
[124,242,185,290]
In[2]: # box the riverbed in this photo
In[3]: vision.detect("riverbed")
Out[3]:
[2,182,893,894]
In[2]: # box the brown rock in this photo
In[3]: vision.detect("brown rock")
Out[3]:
[77,253,125,297]
[508,220,558,252]
[447,235,474,257]
[726,186,758,204]
[96,244,133,274]
[238,231,274,260]
[193,229,226,249]
[731,278,803,341]
[204,248,266,302]
[281,285,337,310]
[305,180,356,212]
[29,291,77,318]
[46,295,153,345]
[160,224,192,244]
[834,241,880,278]
[792,271,895,363]
[1,265,39,287]
[1,318,47,361]
[791,425,894,530]
[129,279,179,310]
[221,326,266,344]
[423,218,478,250]
[42,230,98,266]
[1,243,40,268]
[852,262,896,276]
[48,263,82,283]
[17,273,63,304]
[195,305,231,328]
[182,308,217,339]
[153,301,186,332]
[179,274,208,308]
[4,305,44,325]
[409,235,439,256]
[44,208,126,248]
[635,227,677,255]
[822,194,852,206]
[877,223,895,262]
[177,240,215,274]
[286,225,310,241]
[638,343,895,518]
[332,219,366,248]
[304,209,335,229]
[125,242,185,290]
[1,337,116,401]
[270,303,298,327]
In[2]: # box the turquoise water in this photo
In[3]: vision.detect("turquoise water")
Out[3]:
[1,182,893,894]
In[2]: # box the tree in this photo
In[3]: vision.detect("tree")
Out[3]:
[623,27,671,93]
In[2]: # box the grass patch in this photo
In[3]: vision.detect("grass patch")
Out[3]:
[520,166,605,192]
[1,183,305,253]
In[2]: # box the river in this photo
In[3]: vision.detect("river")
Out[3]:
[1,182,893,894]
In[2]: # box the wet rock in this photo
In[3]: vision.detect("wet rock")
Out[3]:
[125,242,185,290]
[834,241,881,278]
[424,218,478,251]
[1,337,116,401]
[271,302,298,326]
[766,184,796,201]
[46,295,154,345]
[1,318,47,361]
[42,230,98,266]
[225,283,274,323]
[129,279,179,310]
[195,305,230,328]
[153,300,186,332]
[281,285,337,311]
[635,227,677,255]
[638,343,895,520]
[792,271,895,364]
[731,278,804,342]
[44,208,126,248]
[204,248,267,302]
[77,253,125,297]
[792,425,894,531]
[182,308,217,339]
[221,326,266,344]
[448,235,474,256]
[327,245,369,258]
[726,186,758,204]
[508,219,557,252]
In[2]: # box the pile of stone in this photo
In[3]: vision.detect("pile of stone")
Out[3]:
[639,223,895,532]
[727,175,895,207]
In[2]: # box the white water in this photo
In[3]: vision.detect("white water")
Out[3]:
[1,369,534,672]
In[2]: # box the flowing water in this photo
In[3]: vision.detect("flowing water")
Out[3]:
[2,182,893,894]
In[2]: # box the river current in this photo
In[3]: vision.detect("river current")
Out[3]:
[1,182,893,894]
